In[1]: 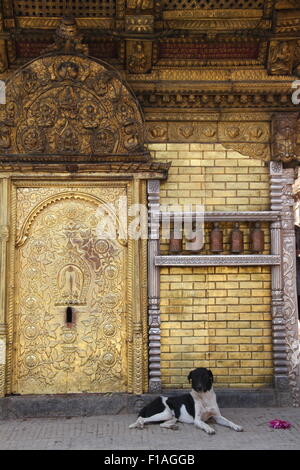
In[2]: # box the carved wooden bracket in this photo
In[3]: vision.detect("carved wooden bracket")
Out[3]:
[268,40,296,76]
[271,113,299,163]
[125,0,154,74]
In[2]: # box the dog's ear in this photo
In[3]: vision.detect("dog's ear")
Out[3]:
[187,371,193,383]
[208,369,214,383]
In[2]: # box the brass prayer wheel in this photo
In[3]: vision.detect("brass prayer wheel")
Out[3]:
[210,222,223,253]
[250,222,265,253]
[230,222,244,254]
[169,227,182,253]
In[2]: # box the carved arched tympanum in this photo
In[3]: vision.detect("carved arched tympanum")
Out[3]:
[0,52,147,162]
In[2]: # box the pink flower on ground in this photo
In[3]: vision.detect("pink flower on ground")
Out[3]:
[269,419,292,429]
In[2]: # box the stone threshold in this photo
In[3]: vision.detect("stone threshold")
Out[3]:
[0,388,289,420]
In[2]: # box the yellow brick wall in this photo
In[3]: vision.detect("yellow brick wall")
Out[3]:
[149,143,269,210]
[160,266,273,389]
[150,142,273,389]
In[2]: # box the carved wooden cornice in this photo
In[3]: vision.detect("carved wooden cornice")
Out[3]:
[138,90,295,110]
[0,161,171,178]
[163,10,272,33]
[0,0,299,81]
[14,17,115,30]
[275,8,300,33]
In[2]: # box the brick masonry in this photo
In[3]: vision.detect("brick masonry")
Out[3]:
[149,143,273,389]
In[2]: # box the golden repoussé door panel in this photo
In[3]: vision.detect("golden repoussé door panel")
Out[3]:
[13,187,128,394]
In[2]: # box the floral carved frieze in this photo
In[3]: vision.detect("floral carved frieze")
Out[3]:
[146,120,271,161]
[0,53,147,162]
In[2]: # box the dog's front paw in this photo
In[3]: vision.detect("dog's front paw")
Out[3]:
[205,426,216,435]
[129,417,144,429]
[234,425,243,432]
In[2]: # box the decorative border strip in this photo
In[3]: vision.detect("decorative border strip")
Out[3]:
[155,255,281,267]
[162,9,264,20]
[160,211,280,222]
[15,17,115,29]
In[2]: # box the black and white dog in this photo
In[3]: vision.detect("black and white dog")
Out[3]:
[129,368,243,434]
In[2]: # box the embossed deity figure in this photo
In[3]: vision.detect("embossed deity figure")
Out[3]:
[128,42,147,74]
[58,264,84,303]
[269,41,294,75]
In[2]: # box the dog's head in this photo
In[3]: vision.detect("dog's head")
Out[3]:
[187,368,214,393]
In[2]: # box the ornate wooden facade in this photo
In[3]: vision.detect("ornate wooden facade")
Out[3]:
[0,0,299,406]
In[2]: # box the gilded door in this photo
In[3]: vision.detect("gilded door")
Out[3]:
[13,185,128,394]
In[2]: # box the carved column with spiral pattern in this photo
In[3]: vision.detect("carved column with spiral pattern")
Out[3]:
[270,162,289,393]
[281,168,300,406]
[0,178,9,397]
[147,179,161,393]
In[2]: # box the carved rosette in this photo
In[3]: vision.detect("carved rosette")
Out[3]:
[0,53,147,161]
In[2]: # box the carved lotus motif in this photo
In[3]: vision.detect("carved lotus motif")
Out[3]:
[249,126,264,139]
[149,125,167,139]
[179,126,194,139]
[202,126,216,138]
[226,126,240,139]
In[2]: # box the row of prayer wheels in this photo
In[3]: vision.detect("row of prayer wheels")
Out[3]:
[169,222,265,254]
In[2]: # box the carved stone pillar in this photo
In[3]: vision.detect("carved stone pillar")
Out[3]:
[0,178,9,397]
[270,162,289,393]
[147,179,161,393]
[281,168,300,406]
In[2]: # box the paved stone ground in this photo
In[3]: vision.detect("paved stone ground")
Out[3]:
[0,408,300,450]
